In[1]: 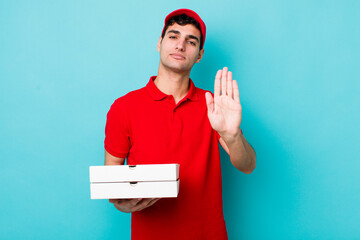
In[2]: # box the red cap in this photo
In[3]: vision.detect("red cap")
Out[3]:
[161,9,206,49]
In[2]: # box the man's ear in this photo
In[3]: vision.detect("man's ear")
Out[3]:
[195,48,205,63]
[157,36,162,52]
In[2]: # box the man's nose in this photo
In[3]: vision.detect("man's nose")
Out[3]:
[175,38,186,51]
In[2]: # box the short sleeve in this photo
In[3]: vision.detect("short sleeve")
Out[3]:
[104,99,131,158]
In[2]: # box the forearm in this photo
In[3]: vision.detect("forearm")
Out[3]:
[221,130,256,174]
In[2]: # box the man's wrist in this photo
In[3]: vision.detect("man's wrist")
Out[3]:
[219,128,242,145]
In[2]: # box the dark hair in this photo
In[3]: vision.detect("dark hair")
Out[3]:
[161,14,203,50]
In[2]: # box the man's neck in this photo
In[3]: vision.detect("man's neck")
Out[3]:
[154,67,191,104]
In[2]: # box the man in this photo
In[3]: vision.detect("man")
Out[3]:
[104,8,256,240]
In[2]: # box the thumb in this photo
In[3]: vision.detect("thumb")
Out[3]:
[205,92,214,113]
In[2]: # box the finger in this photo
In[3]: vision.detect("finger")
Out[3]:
[214,70,222,98]
[112,199,124,205]
[147,198,160,207]
[205,92,214,113]
[227,71,233,98]
[113,202,131,213]
[123,198,141,210]
[112,199,129,212]
[145,198,160,208]
[221,67,228,96]
[233,80,240,104]
[138,198,160,211]
[132,198,142,206]
[132,198,154,212]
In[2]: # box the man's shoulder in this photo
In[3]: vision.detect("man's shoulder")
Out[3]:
[194,86,213,98]
[196,87,210,94]
[112,86,148,106]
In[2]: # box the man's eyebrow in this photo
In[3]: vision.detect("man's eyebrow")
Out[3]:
[167,30,200,43]
[167,30,180,35]
[187,35,199,43]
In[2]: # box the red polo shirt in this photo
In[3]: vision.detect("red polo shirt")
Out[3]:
[105,76,228,240]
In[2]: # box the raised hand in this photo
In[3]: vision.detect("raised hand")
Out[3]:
[205,67,242,138]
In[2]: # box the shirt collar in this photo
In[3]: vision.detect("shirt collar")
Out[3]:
[146,76,199,101]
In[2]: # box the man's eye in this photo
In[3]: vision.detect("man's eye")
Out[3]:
[169,36,176,39]
[189,41,196,46]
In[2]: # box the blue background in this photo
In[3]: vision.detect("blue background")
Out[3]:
[1,0,359,239]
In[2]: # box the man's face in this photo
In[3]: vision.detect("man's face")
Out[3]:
[157,23,204,73]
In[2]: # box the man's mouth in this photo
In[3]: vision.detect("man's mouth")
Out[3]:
[170,54,185,60]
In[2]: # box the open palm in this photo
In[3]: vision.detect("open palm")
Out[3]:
[205,67,242,137]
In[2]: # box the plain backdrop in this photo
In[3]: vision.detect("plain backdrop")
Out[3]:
[1,0,359,239]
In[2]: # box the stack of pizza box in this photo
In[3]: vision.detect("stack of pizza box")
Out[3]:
[89,164,180,199]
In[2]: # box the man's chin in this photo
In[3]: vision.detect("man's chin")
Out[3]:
[165,64,192,74]
[170,68,190,74]
[160,59,195,74]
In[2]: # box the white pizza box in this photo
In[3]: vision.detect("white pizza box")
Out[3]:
[89,164,179,183]
[90,180,180,199]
